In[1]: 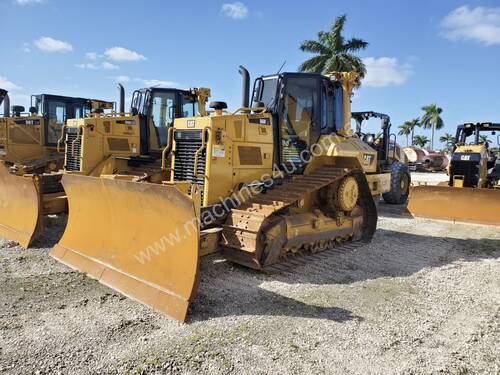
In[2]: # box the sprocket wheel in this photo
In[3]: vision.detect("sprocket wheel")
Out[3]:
[336,176,359,212]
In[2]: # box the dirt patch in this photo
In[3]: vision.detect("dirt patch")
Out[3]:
[0,203,498,374]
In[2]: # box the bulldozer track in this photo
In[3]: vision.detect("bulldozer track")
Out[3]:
[222,165,376,268]
[265,242,365,274]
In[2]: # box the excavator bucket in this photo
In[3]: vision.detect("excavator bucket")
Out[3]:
[0,162,41,247]
[407,185,500,226]
[50,175,200,322]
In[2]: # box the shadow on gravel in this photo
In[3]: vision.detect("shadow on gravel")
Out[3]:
[188,228,499,322]
[190,262,363,323]
[376,201,411,219]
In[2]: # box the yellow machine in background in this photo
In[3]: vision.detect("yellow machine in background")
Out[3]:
[0,91,98,247]
[0,84,209,248]
[351,111,410,204]
[408,122,500,225]
[51,67,407,321]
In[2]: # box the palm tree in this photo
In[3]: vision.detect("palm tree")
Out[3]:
[479,135,490,144]
[421,103,444,151]
[299,15,368,79]
[398,122,412,146]
[407,118,420,145]
[413,135,429,148]
[439,133,455,153]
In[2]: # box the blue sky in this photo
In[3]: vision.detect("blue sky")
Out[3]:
[1,0,500,149]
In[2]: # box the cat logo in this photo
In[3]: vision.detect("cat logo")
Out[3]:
[363,154,374,165]
[187,120,196,128]
[460,155,471,161]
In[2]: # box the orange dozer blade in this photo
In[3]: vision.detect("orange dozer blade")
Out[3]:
[0,161,41,247]
[407,185,500,226]
[50,175,200,322]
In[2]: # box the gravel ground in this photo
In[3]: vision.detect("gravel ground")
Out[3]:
[0,173,499,375]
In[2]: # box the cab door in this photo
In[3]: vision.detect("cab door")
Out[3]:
[147,90,177,152]
[278,75,320,170]
[45,100,67,147]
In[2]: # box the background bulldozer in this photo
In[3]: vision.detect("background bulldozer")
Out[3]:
[51,67,410,322]
[0,91,97,247]
[408,122,500,225]
[0,84,210,248]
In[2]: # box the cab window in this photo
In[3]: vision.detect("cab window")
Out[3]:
[47,101,66,145]
[280,77,318,166]
[181,94,196,117]
[151,91,176,148]
[321,81,335,133]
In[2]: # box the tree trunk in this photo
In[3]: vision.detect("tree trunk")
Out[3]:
[431,124,435,151]
[411,128,414,145]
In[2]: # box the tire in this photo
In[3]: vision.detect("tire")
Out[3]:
[382,162,411,204]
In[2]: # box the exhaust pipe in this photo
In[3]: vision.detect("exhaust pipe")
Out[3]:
[0,89,6,109]
[118,83,125,113]
[238,65,250,108]
[3,93,10,117]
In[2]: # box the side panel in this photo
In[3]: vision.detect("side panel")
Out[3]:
[2,117,47,163]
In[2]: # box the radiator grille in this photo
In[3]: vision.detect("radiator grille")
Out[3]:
[173,130,207,202]
[450,157,479,187]
[65,132,82,172]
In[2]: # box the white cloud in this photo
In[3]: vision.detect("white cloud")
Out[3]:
[104,47,146,62]
[140,79,178,87]
[441,5,500,45]
[75,63,99,70]
[101,62,119,70]
[362,57,412,87]
[221,2,248,19]
[34,36,73,53]
[114,75,130,83]
[0,76,22,91]
[14,0,43,5]
[76,62,120,70]
[85,52,99,60]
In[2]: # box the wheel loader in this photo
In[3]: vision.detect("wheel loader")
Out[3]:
[0,85,209,248]
[0,91,99,247]
[408,122,500,225]
[50,68,406,322]
[351,111,410,204]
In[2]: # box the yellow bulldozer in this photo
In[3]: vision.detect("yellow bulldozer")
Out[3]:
[50,68,411,321]
[0,90,99,247]
[408,122,500,225]
[0,85,209,247]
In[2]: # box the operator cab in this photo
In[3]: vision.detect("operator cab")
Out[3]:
[455,122,500,169]
[17,94,91,147]
[351,111,393,165]
[252,72,344,169]
[131,88,198,154]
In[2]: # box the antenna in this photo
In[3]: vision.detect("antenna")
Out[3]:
[277,60,286,74]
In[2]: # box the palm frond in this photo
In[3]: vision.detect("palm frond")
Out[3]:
[343,38,368,52]
[330,15,347,50]
[298,55,328,73]
[299,40,329,54]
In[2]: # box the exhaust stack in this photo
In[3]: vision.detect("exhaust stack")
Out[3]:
[238,65,250,108]
[3,93,10,117]
[0,89,6,109]
[118,84,125,114]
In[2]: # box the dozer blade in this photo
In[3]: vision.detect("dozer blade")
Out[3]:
[407,185,500,226]
[0,161,41,247]
[50,175,200,322]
